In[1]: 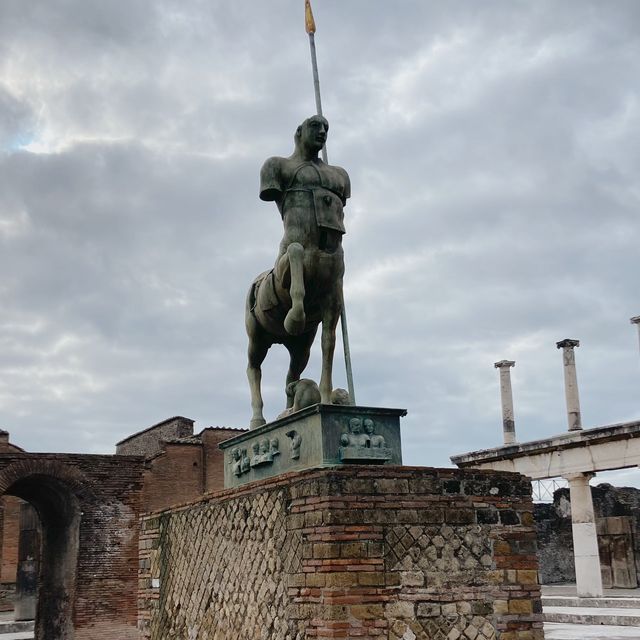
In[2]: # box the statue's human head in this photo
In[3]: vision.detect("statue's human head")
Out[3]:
[349,417,363,434]
[260,438,269,454]
[252,441,260,455]
[232,447,241,461]
[364,419,375,435]
[295,115,329,155]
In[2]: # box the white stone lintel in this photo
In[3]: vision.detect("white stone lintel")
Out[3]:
[451,419,640,480]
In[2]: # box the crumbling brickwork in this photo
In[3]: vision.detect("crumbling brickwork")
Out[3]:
[535,482,640,587]
[0,453,145,640]
[116,416,195,458]
[140,427,245,513]
[0,495,21,611]
[139,466,542,640]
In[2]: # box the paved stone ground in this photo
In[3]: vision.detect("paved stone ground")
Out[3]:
[544,622,640,639]
[1,585,639,639]
[0,622,638,639]
[542,584,640,639]
[1,625,639,640]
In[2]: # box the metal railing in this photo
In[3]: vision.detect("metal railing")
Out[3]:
[531,478,568,502]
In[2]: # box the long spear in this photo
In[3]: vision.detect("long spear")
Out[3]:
[305,0,356,404]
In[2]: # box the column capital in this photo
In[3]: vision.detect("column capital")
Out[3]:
[563,472,595,482]
[630,316,640,325]
[557,338,580,349]
[494,360,515,369]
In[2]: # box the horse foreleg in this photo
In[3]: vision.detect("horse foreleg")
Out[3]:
[247,339,269,429]
[285,331,316,409]
[319,306,340,404]
[283,242,306,336]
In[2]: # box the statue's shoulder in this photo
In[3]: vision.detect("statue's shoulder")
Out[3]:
[331,163,350,182]
[327,163,351,200]
[259,156,288,201]
[261,155,287,170]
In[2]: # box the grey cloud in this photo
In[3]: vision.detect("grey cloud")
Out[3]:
[0,1,638,477]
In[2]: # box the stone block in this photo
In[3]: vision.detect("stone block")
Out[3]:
[416,603,441,618]
[350,604,385,620]
[516,570,538,585]
[493,600,508,615]
[400,571,424,586]
[220,405,405,488]
[509,599,533,615]
[386,600,415,619]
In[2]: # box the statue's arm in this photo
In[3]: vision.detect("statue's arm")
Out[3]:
[259,157,284,201]
[337,166,351,205]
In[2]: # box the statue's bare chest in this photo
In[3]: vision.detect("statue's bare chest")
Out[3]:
[284,161,346,196]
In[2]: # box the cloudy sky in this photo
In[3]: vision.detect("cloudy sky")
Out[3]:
[1,0,639,483]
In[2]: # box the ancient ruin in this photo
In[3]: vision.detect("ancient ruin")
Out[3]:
[0,116,548,639]
[452,334,640,600]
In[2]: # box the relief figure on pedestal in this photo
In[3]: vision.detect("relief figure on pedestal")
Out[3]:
[240,448,250,473]
[339,416,393,463]
[364,418,386,448]
[250,441,261,468]
[340,417,369,448]
[287,430,302,459]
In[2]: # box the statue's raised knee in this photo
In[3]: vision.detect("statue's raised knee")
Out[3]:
[284,309,306,335]
[284,242,306,335]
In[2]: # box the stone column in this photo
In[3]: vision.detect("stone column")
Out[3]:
[631,316,640,355]
[556,339,582,431]
[494,360,517,445]
[564,472,603,598]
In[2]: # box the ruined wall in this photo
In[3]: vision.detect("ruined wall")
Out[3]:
[0,453,145,640]
[0,432,26,611]
[0,495,21,610]
[201,427,246,493]
[140,428,244,513]
[534,494,575,585]
[142,444,204,513]
[139,466,542,640]
[535,483,640,586]
[116,417,194,458]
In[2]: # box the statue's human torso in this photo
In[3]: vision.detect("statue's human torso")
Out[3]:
[260,156,351,236]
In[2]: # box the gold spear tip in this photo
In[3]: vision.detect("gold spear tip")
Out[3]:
[305,0,316,34]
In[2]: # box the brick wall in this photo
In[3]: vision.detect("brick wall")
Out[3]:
[201,427,245,493]
[116,417,194,458]
[142,444,204,513]
[139,466,543,640]
[0,453,145,640]
[139,427,245,513]
[0,496,23,612]
[0,435,28,613]
[0,496,20,583]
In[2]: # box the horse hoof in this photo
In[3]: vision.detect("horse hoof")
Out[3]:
[284,309,306,335]
[250,417,266,429]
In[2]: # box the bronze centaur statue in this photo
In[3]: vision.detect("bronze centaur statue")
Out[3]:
[245,115,350,427]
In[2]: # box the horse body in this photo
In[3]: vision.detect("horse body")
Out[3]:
[245,231,344,428]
